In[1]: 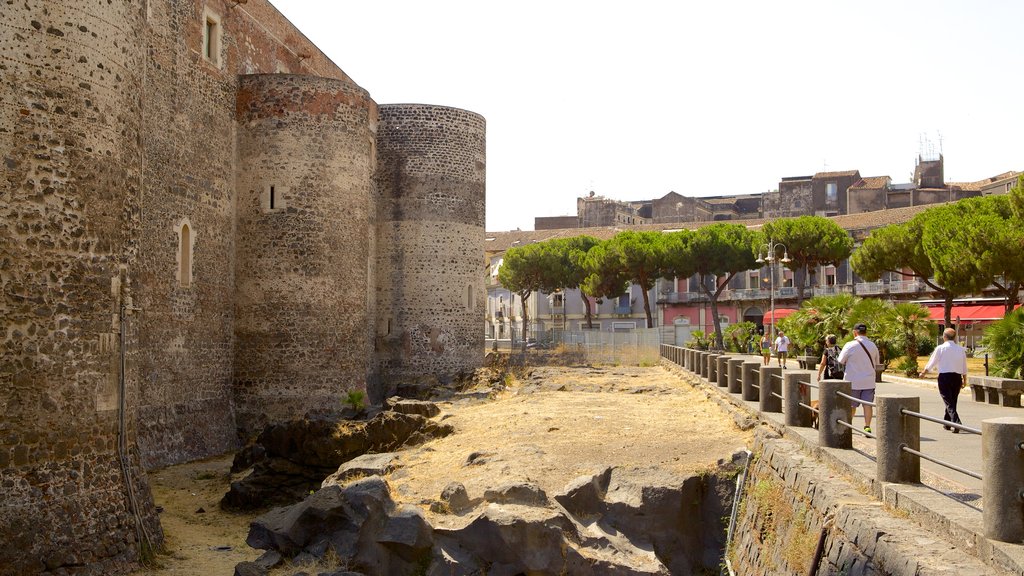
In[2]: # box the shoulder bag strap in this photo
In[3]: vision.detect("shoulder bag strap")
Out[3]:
[856,339,876,366]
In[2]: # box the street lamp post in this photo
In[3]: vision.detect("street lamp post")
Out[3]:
[756,240,792,339]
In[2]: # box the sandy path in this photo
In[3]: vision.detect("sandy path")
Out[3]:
[131,364,750,574]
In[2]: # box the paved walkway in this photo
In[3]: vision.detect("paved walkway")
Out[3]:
[708,354,1020,495]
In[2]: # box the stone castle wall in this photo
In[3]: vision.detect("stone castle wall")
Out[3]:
[374,105,486,396]
[233,74,377,436]
[0,0,162,573]
[1,0,484,573]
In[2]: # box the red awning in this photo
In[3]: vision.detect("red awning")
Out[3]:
[926,304,1010,322]
[763,308,798,325]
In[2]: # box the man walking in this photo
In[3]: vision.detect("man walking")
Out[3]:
[920,328,968,433]
[837,323,880,433]
[774,330,791,369]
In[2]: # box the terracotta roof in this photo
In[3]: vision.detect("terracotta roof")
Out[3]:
[484,205,941,254]
[849,176,890,190]
[947,181,984,192]
[813,170,860,179]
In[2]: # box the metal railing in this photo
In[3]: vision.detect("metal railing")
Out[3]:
[658,343,1024,544]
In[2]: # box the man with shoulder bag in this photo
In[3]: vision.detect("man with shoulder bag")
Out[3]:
[837,323,880,433]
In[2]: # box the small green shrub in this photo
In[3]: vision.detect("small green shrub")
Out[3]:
[895,355,919,377]
[342,389,366,412]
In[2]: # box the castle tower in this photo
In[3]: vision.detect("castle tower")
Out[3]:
[373,105,486,397]
[233,74,378,436]
[0,0,162,572]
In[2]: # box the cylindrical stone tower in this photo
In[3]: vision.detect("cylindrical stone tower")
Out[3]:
[233,74,377,436]
[0,0,162,572]
[373,104,486,399]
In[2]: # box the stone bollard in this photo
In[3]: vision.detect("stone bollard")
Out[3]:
[707,353,719,382]
[818,380,852,449]
[701,352,710,380]
[783,372,813,427]
[876,395,920,484]
[741,361,761,402]
[983,417,1024,543]
[716,355,730,388]
[683,348,691,371]
[728,358,744,394]
[759,366,783,413]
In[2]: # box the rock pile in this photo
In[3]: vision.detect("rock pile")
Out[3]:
[221,404,454,511]
[234,461,740,575]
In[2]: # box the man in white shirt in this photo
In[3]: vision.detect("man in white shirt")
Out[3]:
[920,328,968,433]
[837,323,880,433]
[774,331,791,369]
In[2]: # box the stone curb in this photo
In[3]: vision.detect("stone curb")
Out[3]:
[660,358,1024,576]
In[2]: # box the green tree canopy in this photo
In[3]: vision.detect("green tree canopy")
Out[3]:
[957,195,1024,312]
[850,213,962,328]
[684,223,758,349]
[542,236,602,328]
[496,242,548,347]
[594,231,669,328]
[760,216,854,304]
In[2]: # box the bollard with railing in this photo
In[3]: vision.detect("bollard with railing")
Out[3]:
[876,395,920,483]
[660,347,1024,544]
[818,380,852,449]
[727,358,744,394]
[741,361,761,402]
[716,355,730,388]
[783,372,814,428]
[759,367,782,413]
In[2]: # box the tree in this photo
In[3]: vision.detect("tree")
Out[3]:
[597,231,669,329]
[544,236,602,329]
[724,321,758,353]
[760,216,854,305]
[1008,173,1024,218]
[580,240,631,321]
[777,293,859,356]
[850,213,963,329]
[683,223,758,349]
[881,302,935,377]
[985,307,1024,379]
[958,195,1024,313]
[496,243,547,349]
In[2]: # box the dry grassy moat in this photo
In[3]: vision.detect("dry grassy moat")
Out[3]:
[131,363,751,575]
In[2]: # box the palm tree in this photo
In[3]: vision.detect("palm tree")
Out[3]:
[985,307,1024,379]
[882,302,936,377]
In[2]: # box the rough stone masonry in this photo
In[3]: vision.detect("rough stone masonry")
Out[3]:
[0,0,484,573]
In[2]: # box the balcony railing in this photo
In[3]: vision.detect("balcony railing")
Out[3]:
[855,281,885,295]
[812,285,854,296]
[727,288,769,300]
[889,280,923,294]
[614,305,632,315]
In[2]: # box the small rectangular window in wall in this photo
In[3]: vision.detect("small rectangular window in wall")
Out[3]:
[826,182,838,202]
[202,10,222,67]
[262,185,287,213]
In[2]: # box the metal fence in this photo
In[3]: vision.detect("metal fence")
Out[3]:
[545,328,661,365]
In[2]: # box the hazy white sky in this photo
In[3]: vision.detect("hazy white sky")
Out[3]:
[270,0,1022,232]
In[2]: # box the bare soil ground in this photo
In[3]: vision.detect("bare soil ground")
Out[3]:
[131,363,750,575]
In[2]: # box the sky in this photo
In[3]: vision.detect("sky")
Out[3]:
[269,0,1023,232]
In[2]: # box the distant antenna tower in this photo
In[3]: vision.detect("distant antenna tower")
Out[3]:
[919,131,940,161]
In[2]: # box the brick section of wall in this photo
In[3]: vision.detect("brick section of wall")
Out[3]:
[233,74,377,437]
[374,105,485,397]
[0,0,162,573]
